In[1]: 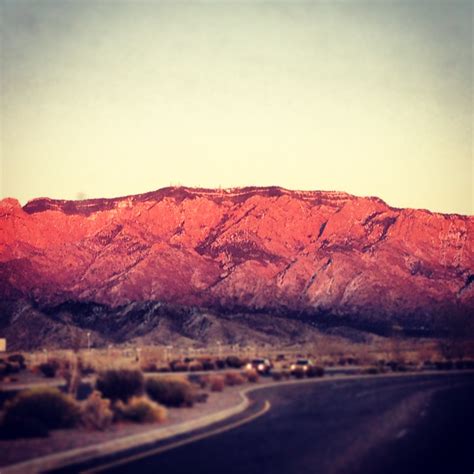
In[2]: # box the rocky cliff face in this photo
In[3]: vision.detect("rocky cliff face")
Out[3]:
[0,186,472,345]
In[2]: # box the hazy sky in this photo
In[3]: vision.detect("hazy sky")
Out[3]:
[0,0,472,214]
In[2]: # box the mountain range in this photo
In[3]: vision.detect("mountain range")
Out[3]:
[0,186,472,350]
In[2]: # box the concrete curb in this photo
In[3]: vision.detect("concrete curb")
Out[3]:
[1,394,251,474]
[1,369,473,474]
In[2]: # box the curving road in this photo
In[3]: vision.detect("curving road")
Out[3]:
[76,372,474,474]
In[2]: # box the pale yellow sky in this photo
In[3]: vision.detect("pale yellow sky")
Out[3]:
[0,1,472,214]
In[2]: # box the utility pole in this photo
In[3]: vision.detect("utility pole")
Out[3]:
[165,345,173,363]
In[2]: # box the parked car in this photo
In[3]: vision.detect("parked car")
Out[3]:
[246,358,272,374]
[290,359,314,374]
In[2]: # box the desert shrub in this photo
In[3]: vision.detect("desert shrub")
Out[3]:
[215,359,226,370]
[8,354,26,369]
[386,361,401,372]
[79,359,96,376]
[195,392,209,403]
[272,371,283,381]
[245,369,259,383]
[80,391,114,431]
[146,377,195,407]
[114,397,167,423]
[208,375,225,392]
[1,361,21,376]
[0,361,8,378]
[281,370,291,380]
[225,356,244,369]
[188,373,207,389]
[292,367,306,379]
[76,381,94,401]
[39,360,60,378]
[141,360,158,373]
[364,367,382,375]
[306,366,325,378]
[387,360,408,372]
[201,360,215,371]
[1,388,80,438]
[96,369,144,403]
[170,361,189,372]
[189,361,203,372]
[224,372,246,386]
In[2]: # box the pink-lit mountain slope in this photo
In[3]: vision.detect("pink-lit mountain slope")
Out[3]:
[0,186,472,348]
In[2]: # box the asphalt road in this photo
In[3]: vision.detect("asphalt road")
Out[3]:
[79,372,474,474]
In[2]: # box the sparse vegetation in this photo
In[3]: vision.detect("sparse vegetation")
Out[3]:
[114,397,167,423]
[79,358,96,375]
[364,367,383,375]
[146,377,195,407]
[224,372,246,386]
[245,369,259,383]
[188,373,208,389]
[1,388,80,438]
[195,392,209,403]
[170,360,189,372]
[7,354,26,369]
[272,371,284,381]
[225,356,244,368]
[208,374,225,392]
[38,360,60,378]
[306,366,325,378]
[96,369,144,403]
[202,359,216,371]
[141,360,158,373]
[0,360,21,377]
[292,367,306,379]
[189,361,203,372]
[80,390,114,431]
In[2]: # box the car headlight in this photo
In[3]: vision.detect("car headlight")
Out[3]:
[303,366,308,371]
[258,364,265,371]
[290,364,296,370]
[246,363,252,370]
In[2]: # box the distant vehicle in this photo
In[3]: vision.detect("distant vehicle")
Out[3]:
[246,358,272,374]
[290,359,314,373]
